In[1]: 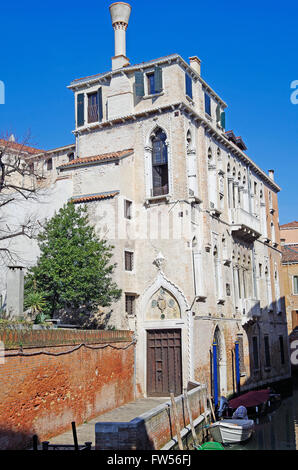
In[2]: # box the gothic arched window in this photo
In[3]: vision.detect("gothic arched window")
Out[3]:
[151,128,169,197]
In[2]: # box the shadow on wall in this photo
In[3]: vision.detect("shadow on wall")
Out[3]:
[0,427,37,450]
[209,295,292,404]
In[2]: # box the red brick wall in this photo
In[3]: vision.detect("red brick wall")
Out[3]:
[0,331,135,450]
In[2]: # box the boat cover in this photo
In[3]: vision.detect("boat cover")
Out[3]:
[229,389,270,409]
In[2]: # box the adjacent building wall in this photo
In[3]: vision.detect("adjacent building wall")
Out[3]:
[0,330,135,450]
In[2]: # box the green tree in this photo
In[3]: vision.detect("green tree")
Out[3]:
[24,203,121,323]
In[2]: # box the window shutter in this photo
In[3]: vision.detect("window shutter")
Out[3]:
[135,71,144,97]
[221,111,226,129]
[216,104,221,122]
[185,73,192,99]
[154,66,163,93]
[77,93,85,127]
[204,93,211,115]
[97,88,103,122]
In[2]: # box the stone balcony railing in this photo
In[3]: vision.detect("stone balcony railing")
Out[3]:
[230,208,261,241]
[242,298,261,326]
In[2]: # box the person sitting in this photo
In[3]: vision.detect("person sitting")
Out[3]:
[232,405,248,420]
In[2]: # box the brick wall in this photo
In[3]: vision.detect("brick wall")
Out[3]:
[95,384,208,450]
[0,329,135,450]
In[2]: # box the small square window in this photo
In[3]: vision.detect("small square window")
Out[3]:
[124,200,132,219]
[125,294,136,316]
[147,73,156,95]
[125,251,134,271]
[88,92,99,123]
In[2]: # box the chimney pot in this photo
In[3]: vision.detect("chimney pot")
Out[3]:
[109,2,132,70]
[268,169,275,180]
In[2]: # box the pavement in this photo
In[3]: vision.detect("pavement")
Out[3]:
[49,397,167,447]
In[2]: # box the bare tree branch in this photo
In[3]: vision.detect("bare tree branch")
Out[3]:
[0,132,46,264]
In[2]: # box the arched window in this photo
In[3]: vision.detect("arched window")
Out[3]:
[46,158,52,171]
[186,130,192,149]
[208,147,212,161]
[68,152,75,162]
[151,128,169,197]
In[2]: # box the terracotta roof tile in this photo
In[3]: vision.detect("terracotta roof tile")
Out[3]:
[280,221,298,229]
[59,149,133,169]
[71,191,119,204]
[281,245,298,263]
[0,139,44,155]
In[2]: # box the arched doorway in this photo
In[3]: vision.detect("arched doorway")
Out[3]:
[211,326,227,406]
[146,287,182,397]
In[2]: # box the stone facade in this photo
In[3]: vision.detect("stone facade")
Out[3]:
[280,222,298,333]
[0,5,291,401]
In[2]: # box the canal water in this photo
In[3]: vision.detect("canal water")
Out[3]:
[227,385,298,450]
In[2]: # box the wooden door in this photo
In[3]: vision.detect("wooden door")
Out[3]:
[147,329,182,397]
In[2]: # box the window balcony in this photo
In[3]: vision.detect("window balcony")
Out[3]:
[242,298,261,326]
[230,208,261,241]
[151,184,169,197]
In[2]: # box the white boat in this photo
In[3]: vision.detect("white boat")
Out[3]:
[208,419,254,444]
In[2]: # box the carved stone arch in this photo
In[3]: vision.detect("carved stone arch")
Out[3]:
[139,271,189,322]
[145,123,169,148]
[144,124,171,198]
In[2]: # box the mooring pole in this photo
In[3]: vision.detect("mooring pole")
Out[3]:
[183,388,198,447]
[235,341,240,395]
[213,341,218,407]
[170,392,183,450]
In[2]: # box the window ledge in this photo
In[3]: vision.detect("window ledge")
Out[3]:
[145,194,171,205]
[143,91,164,100]
[205,112,212,121]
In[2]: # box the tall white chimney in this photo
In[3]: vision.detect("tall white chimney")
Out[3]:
[109,2,132,70]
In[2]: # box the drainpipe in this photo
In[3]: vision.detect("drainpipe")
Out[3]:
[213,342,218,407]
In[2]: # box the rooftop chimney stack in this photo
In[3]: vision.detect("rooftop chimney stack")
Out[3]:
[109,2,132,71]
[268,169,275,181]
[189,56,201,75]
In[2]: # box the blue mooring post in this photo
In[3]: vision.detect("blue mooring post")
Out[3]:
[235,341,240,394]
[213,342,218,407]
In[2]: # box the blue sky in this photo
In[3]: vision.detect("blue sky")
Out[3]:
[0,0,297,223]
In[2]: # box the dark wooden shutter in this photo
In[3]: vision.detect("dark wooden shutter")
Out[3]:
[77,93,85,127]
[221,111,226,129]
[216,104,221,122]
[204,93,211,115]
[97,88,103,122]
[135,71,145,97]
[154,66,163,93]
